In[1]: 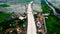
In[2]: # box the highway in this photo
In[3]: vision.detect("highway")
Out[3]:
[27,1,37,34]
[27,1,47,34]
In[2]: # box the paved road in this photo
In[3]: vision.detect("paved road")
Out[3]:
[27,1,37,34]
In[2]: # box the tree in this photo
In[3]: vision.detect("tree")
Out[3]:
[0,4,9,7]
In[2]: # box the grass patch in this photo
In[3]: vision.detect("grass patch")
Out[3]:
[46,15,60,34]
[41,0,51,13]
[41,0,60,34]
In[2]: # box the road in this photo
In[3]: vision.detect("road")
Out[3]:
[45,0,60,18]
[27,1,37,34]
[27,1,47,34]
